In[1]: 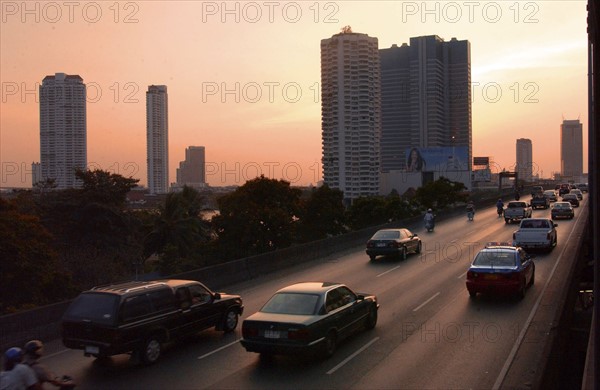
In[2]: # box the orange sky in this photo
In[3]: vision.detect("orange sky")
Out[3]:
[0,1,589,188]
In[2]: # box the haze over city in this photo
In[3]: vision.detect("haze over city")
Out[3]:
[0,1,589,188]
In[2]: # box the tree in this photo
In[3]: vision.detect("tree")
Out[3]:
[143,186,212,273]
[212,176,301,259]
[296,185,347,242]
[75,168,139,206]
[415,177,468,210]
[0,197,73,314]
[346,196,389,230]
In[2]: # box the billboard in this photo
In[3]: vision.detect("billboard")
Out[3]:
[405,146,469,172]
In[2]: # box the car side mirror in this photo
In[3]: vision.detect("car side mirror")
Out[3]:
[213,292,221,300]
[553,223,558,227]
[357,294,365,300]
[413,233,418,237]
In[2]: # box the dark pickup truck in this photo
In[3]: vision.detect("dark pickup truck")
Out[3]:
[530,195,550,209]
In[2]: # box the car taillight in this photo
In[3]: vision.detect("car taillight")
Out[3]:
[288,328,310,340]
[366,241,373,248]
[547,232,552,240]
[243,327,259,338]
[391,242,400,248]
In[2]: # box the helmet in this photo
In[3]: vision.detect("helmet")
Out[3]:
[427,208,432,212]
[24,340,44,357]
[4,347,23,363]
[498,198,502,201]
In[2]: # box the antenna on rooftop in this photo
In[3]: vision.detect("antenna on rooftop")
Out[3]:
[341,25,352,33]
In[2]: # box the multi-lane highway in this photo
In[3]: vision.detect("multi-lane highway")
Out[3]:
[39,195,588,389]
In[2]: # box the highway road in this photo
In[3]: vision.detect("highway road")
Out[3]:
[38,195,589,389]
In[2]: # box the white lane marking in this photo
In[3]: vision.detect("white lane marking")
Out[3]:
[492,206,583,389]
[376,266,401,278]
[197,340,240,360]
[326,337,379,375]
[457,271,468,279]
[40,349,70,361]
[412,292,440,312]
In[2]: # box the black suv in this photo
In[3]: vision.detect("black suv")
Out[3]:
[62,279,243,364]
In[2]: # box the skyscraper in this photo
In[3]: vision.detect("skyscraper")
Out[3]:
[39,72,87,189]
[516,138,533,182]
[379,35,472,172]
[321,28,381,203]
[146,85,169,194]
[176,146,206,189]
[560,119,583,179]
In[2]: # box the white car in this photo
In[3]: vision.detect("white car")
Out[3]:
[570,189,583,200]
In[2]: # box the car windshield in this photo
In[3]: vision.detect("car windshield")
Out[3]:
[261,292,320,315]
[520,220,550,228]
[472,251,517,268]
[65,293,119,325]
[372,230,400,239]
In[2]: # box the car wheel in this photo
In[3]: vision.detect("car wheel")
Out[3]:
[399,247,407,261]
[528,268,535,287]
[365,306,378,330]
[516,281,526,300]
[415,242,422,254]
[323,331,337,358]
[505,218,509,224]
[369,255,376,262]
[222,309,239,333]
[140,336,162,365]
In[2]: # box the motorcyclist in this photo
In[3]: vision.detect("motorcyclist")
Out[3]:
[424,209,435,226]
[496,198,504,216]
[23,340,74,389]
[466,201,475,220]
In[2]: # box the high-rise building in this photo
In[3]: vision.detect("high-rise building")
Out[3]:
[321,28,381,203]
[176,146,206,189]
[146,85,169,194]
[379,35,472,172]
[516,138,533,182]
[39,73,87,189]
[560,119,583,178]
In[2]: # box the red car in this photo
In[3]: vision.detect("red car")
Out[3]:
[466,243,535,299]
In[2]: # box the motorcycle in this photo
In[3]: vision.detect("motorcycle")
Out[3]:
[514,192,520,201]
[467,209,474,221]
[497,207,503,217]
[425,219,435,232]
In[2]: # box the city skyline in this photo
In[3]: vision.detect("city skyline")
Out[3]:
[0,2,589,188]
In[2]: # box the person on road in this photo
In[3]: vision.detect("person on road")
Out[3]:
[424,208,435,230]
[0,347,41,390]
[496,198,504,217]
[23,340,71,389]
[466,201,475,220]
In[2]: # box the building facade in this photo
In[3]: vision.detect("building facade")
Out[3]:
[146,85,169,194]
[560,119,583,179]
[516,138,533,182]
[176,146,206,189]
[39,73,87,189]
[321,28,381,203]
[379,35,472,173]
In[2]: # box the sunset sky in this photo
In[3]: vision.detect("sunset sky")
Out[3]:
[0,1,589,188]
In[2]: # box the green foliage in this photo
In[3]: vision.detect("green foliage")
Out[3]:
[346,196,389,230]
[415,177,468,210]
[75,168,139,206]
[212,176,301,259]
[143,186,212,274]
[296,185,347,242]
[0,197,74,314]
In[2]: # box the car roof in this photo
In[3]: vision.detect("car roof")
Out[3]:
[277,282,343,294]
[89,279,201,295]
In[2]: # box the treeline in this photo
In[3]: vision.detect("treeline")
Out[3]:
[0,170,466,314]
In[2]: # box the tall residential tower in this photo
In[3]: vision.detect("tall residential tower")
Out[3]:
[560,119,583,179]
[39,73,87,189]
[516,138,533,182]
[321,28,381,203]
[146,85,169,194]
[379,35,472,172]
